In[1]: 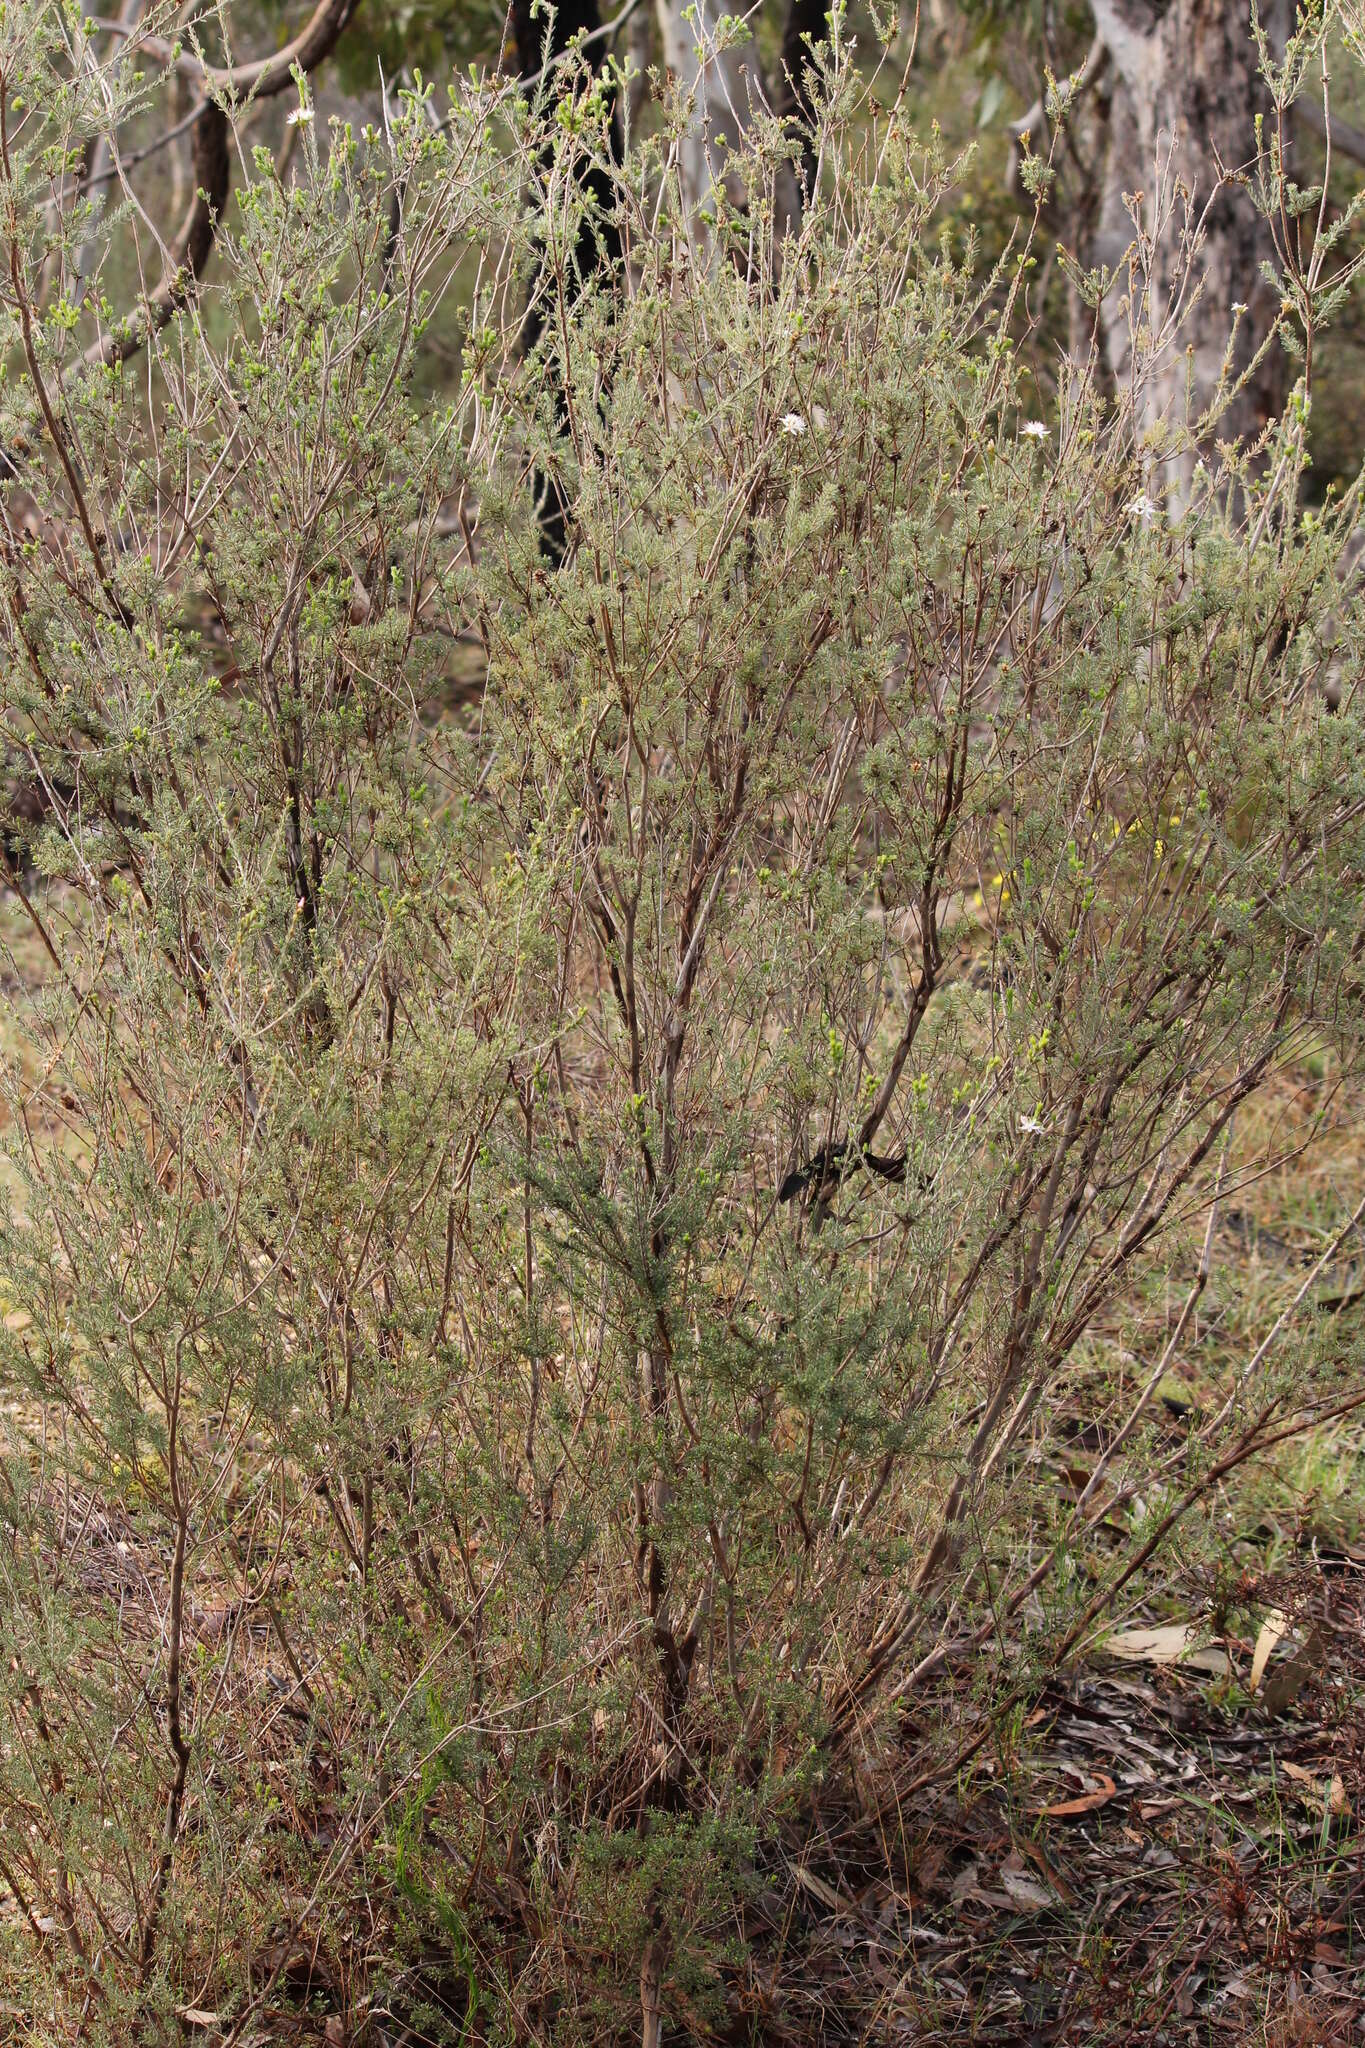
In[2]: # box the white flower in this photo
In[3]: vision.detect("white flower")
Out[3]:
[1127,492,1157,527]
[780,412,807,436]
[1019,1115,1049,1135]
[286,104,314,128]
[1231,300,1248,315]
[1021,419,1050,441]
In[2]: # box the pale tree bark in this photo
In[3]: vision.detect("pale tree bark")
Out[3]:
[627,0,654,137]
[654,0,799,244]
[74,0,145,291]
[1089,0,1287,497]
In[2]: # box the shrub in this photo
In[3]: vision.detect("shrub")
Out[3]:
[0,7,1361,2040]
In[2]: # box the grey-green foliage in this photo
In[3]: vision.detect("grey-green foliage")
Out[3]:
[0,7,1361,2040]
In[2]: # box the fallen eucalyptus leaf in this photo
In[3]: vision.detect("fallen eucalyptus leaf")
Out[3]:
[997,1853,1054,1913]
[1250,1607,1288,1691]
[1105,1623,1197,1665]
[791,1862,849,1913]
[1262,1630,1323,1716]
[1184,1643,1232,1676]
[1280,1759,1349,1815]
[1032,1770,1117,1819]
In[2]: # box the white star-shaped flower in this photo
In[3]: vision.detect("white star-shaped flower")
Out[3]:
[1021,419,1050,441]
[780,413,807,436]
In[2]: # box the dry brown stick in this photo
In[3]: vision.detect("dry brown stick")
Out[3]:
[137,1507,192,1976]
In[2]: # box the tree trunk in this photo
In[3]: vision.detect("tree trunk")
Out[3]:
[774,0,829,203]
[654,0,799,243]
[639,1932,665,2048]
[1089,0,1286,497]
[510,0,622,565]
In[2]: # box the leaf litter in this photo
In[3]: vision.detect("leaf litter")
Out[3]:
[736,1541,1364,2044]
